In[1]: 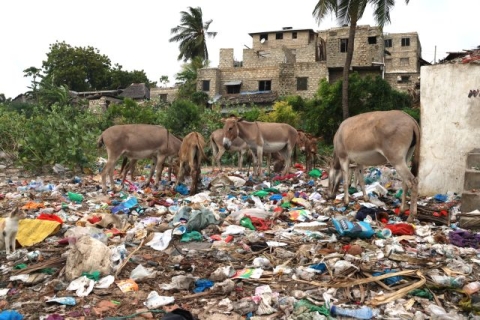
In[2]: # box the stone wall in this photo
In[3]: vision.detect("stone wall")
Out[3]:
[150,87,178,103]
[196,68,220,97]
[219,48,234,68]
[322,25,384,69]
[384,32,420,73]
[251,29,315,51]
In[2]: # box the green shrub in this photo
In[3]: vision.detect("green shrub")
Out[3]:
[163,99,201,137]
[18,104,102,172]
[259,100,299,127]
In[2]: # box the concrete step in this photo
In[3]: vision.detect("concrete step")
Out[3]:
[466,151,480,169]
[461,190,480,213]
[464,169,480,190]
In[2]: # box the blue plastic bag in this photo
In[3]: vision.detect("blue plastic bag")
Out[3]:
[0,310,24,320]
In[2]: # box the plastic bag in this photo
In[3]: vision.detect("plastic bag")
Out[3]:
[130,264,156,281]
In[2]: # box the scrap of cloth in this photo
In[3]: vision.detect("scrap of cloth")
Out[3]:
[449,229,480,248]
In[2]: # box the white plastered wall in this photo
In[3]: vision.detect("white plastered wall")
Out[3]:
[419,64,480,196]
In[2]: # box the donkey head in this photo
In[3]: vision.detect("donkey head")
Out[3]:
[221,116,241,150]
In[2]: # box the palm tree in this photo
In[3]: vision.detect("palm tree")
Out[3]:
[169,6,217,62]
[313,0,410,119]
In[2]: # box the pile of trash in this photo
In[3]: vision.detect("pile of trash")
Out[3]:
[0,161,478,320]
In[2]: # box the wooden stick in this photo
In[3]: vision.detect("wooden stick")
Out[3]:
[115,238,145,277]
[369,271,426,306]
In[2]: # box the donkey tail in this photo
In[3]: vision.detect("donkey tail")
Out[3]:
[96,134,104,149]
[410,120,421,177]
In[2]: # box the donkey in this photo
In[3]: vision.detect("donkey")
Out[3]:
[222,116,298,177]
[210,129,253,171]
[97,124,182,193]
[175,132,208,195]
[327,110,420,222]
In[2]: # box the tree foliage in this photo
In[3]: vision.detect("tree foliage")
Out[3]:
[36,41,154,93]
[304,73,413,143]
[162,99,201,137]
[169,6,217,62]
[259,101,299,127]
[176,57,208,99]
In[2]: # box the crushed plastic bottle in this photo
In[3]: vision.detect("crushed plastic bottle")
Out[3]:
[330,305,377,319]
[111,197,138,214]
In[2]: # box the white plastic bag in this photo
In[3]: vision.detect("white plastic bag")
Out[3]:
[66,276,95,297]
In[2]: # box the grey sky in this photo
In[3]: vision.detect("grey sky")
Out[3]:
[1,0,478,99]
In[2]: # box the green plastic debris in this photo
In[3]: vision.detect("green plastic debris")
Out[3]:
[82,271,101,281]
[281,202,291,208]
[308,168,322,178]
[262,188,280,194]
[41,268,58,275]
[252,190,269,198]
[408,289,433,300]
[14,264,27,270]
[294,299,330,316]
[181,231,203,242]
[240,217,256,230]
[348,187,358,195]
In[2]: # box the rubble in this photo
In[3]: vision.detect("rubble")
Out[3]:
[0,162,477,319]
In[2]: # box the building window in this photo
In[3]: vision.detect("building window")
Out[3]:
[401,37,410,46]
[260,33,268,42]
[227,85,240,94]
[159,94,167,102]
[384,39,392,47]
[400,57,410,67]
[202,80,210,92]
[401,75,411,82]
[258,80,271,92]
[297,77,308,91]
[340,39,348,52]
[368,36,377,44]
[276,32,283,40]
[292,32,297,39]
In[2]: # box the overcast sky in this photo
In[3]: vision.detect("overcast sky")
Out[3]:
[1,0,478,99]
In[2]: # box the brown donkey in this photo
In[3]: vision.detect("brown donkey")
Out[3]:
[210,128,253,171]
[327,110,420,222]
[222,116,298,177]
[175,132,208,195]
[97,124,181,193]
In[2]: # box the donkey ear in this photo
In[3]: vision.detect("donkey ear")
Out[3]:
[220,118,226,124]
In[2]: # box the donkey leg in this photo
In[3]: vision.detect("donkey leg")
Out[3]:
[153,155,166,187]
[355,165,369,202]
[256,148,264,177]
[216,148,225,171]
[339,159,351,205]
[238,150,245,170]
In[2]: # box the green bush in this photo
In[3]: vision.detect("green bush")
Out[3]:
[18,104,102,172]
[102,98,162,129]
[259,100,299,127]
[163,99,201,137]
[304,73,414,143]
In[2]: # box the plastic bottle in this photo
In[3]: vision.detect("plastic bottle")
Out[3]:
[111,197,138,214]
[330,305,376,319]
[376,228,393,239]
[240,217,256,230]
[67,192,84,203]
[463,281,480,294]
[430,275,465,288]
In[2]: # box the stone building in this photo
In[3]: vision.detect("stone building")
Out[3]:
[150,86,178,104]
[197,25,428,106]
